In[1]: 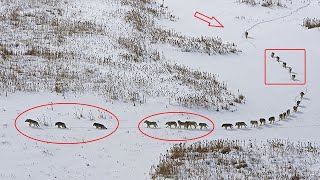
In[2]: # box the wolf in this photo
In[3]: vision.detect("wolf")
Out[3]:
[177,120,188,129]
[244,31,248,39]
[235,122,247,128]
[269,117,275,123]
[282,112,287,119]
[144,120,158,128]
[165,121,177,128]
[25,119,40,127]
[259,118,266,125]
[199,123,208,129]
[296,100,301,107]
[292,74,296,80]
[271,52,275,58]
[186,121,198,129]
[300,92,305,99]
[286,109,290,116]
[276,56,280,62]
[283,62,287,68]
[250,120,258,127]
[93,123,107,129]
[293,106,298,112]
[288,67,292,73]
[221,123,233,129]
[279,113,284,121]
[55,122,67,128]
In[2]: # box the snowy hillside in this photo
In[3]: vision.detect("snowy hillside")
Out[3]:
[0,0,320,179]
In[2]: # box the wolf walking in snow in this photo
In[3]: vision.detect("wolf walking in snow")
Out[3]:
[144,120,158,128]
[300,91,305,99]
[55,122,67,129]
[287,109,290,116]
[25,119,40,127]
[250,120,258,127]
[199,123,208,129]
[177,120,188,129]
[259,118,266,125]
[186,121,198,129]
[235,122,247,128]
[222,123,233,129]
[293,106,298,112]
[165,121,177,128]
[244,31,249,39]
[269,117,275,123]
[93,123,107,129]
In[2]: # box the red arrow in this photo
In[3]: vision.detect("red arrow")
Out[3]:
[194,12,224,28]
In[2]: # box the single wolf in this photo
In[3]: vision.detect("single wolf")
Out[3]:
[235,122,247,128]
[276,56,280,62]
[269,117,275,123]
[165,121,177,128]
[271,52,275,58]
[199,123,208,129]
[144,120,158,128]
[245,31,248,39]
[55,122,67,129]
[288,67,292,73]
[93,123,107,129]
[292,74,296,80]
[186,121,198,129]
[293,106,298,112]
[25,119,40,127]
[300,92,305,99]
[259,118,266,125]
[283,62,287,68]
[250,120,258,127]
[287,109,290,116]
[221,123,233,129]
[177,120,188,129]
[296,100,301,107]
[279,113,284,121]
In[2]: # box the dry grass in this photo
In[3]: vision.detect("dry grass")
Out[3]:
[150,139,320,179]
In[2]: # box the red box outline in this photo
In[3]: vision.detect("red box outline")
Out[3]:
[264,48,306,86]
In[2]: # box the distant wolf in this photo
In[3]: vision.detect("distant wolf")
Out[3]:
[55,122,67,129]
[93,123,107,129]
[282,62,287,68]
[235,122,247,128]
[296,100,301,107]
[293,106,298,112]
[292,74,296,80]
[144,120,158,128]
[177,120,188,129]
[199,123,208,129]
[259,118,266,125]
[269,117,275,123]
[288,67,292,73]
[165,121,177,128]
[286,109,290,116]
[221,123,233,129]
[186,121,198,129]
[279,113,284,121]
[250,120,258,127]
[276,56,280,62]
[282,112,287,119]
[300,92,305,99]
[271,52,275,58]
[244,31,248,39]
[25,119,40,127]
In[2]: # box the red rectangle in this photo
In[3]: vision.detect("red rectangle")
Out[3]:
[264,48,306,86]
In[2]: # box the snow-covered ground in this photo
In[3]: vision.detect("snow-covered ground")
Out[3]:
[1,0,320,179]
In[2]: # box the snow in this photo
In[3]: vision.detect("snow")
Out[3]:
[0,0,320,179]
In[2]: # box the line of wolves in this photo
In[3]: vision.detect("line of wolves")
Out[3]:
[270,52,296,80]
[144,120,209,129]
[221,91,305,129]
[25,119,107,129]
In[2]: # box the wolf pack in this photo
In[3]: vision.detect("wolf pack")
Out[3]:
[25,119,107,130]
[144,120,209,130]
[221,91,306,129]
[270,52,297,81]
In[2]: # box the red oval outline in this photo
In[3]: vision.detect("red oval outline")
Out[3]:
[14,102,120,145]
[138,111,214,142]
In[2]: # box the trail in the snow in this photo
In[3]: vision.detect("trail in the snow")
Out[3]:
[246,0,311,32]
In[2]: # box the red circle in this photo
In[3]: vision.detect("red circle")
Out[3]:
[138,111,214,142]
[14,102,120,145]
